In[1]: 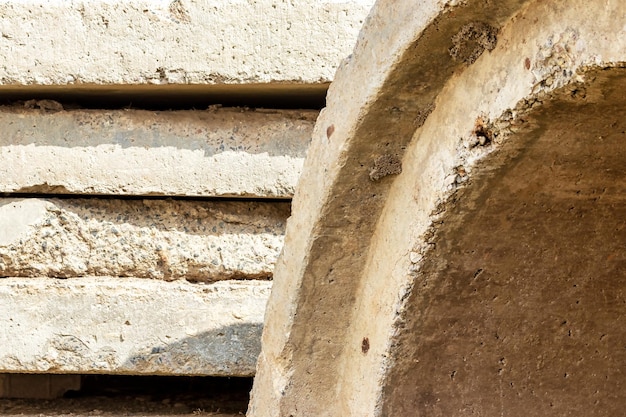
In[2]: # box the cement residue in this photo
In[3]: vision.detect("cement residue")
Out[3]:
[531,28,583,93]
[23,99,64,112]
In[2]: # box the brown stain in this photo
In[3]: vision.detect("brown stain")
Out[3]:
[361,337,370,354]
[326,124,335,139]
[169,0,190,23]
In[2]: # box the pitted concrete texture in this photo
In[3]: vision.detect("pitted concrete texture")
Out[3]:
[0,198,288,281]
[249,0,626,416]
[0,106,314,198]
[0,0,374,87]
[0,278,270,376]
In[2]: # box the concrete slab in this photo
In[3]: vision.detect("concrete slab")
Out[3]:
[0,278,271,376]
[0,107,315,198]
[0,198,288,281]
[0,0,374,88]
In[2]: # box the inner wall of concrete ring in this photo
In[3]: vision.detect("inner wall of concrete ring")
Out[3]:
[382,66,626,417]
[248,0,625,416]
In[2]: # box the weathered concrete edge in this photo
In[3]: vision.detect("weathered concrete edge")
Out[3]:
[0,0,374,86]
[0,278,271,376]
[0,107,315,198]
[0,198,288,281]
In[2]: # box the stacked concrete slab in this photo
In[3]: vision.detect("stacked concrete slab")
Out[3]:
[0,0,375,393]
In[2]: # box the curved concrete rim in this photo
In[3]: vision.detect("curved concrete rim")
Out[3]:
[249,0,626,416]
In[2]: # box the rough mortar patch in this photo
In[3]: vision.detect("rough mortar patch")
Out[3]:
[471,116,496,147]
[369,154,403,181]
[449,21,498,64]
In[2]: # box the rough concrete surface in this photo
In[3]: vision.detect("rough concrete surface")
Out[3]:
[0,278,271,376]
[0,107,314,198]
[0,198,288,281]
[0,0,374,87]
[249,0,626,416]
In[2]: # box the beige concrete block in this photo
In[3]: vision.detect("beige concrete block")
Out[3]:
[0,198,288,281]
[0,107,314,198]
[0,0,374,87]
[0,278,270,376]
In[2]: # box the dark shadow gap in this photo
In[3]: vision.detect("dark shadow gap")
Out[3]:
[0,83,328,111]
[0,374,251,415]
[1,192,292,203]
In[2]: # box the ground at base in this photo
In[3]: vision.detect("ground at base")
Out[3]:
[0,375,249,416]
